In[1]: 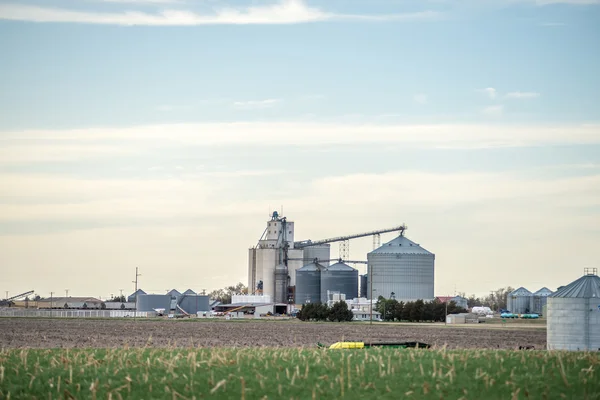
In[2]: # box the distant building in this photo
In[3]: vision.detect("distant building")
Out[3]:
[36,297,104,309]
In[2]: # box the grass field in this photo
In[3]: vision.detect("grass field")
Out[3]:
[1,348,597,399]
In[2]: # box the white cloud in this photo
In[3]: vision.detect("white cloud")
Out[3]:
[479,87,497,99]
[1,170,598,223]
[2,121,600,165]
[0,1,439,26]
[232,99,282,109]
[505,91,541,99]
[481,105,504,117]
[414,94,428,104]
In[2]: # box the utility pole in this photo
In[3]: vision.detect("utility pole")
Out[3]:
[50,292,54,318]
[65,289,69,298]
[4,291,7,301]
[133,267,141,319]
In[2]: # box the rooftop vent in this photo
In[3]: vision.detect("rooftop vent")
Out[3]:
[584,267,598,276]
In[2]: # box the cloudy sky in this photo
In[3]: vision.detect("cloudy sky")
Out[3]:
[1,0,599,300]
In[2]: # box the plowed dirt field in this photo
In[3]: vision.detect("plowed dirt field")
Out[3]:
[0,318,546,349]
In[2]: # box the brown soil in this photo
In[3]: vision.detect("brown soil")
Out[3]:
[0,318,546,350]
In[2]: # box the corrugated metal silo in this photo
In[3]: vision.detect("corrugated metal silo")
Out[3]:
[274,263,288,303]
[367,235,434,302]
[178,295,210,314]
[136,294,170,312]
[531,287,553,314]
[547,273,600,351]
[303,245,331,268]
[360,274,368,298]
[507,287,532,314]
[295,262,323,304]
[321,261,358,303]
[127,289,146,303]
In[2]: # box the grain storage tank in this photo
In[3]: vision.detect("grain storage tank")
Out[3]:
[321,261,358,303]
[127,289,146,303]
[360,274,368,298]
[274,263,288,303]
[303,244,331,268]
[531,287,553,315]
[136,294,170,312]
[507,287,532,314]
[367,235,434,302]
[177,295,210,314]
[547,272,600,351]
[295,261,323,304]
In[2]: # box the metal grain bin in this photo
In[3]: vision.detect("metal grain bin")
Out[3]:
[295,262,323,304]
[508,287,532,314]
[367,235,434,302]
[136,294,170,312]
[547,273,600,351]
[321,261,358,303]
[531,287,553,314]
[177,295,210,314]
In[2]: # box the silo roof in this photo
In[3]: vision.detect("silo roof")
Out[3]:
[167,289,181,296]
[550,274,600,298]
[297,262,324,272]
[369,235,433,255]
[533,287,553,296]
[325,261,356,271]
[510,287,532,296]
[183,289,196,295]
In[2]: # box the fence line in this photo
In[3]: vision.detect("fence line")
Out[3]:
[0,309,155,318]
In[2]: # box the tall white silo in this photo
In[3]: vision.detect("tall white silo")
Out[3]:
[248,212,297,299]
[547,272,600,351]
[367,235,434,302]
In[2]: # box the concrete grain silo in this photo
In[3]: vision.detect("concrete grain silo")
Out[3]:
[367,235,434,302]
[295,261,323,304]
[508,287,532,314]
[547,272,600,351]
[321,261,358,303]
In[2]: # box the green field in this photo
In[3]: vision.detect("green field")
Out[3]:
[1,348,597,399]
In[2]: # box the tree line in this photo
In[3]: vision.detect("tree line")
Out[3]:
[297,301,354,322]
[459,286,514,311]
[209,282,248,304]
[375,297,468,322]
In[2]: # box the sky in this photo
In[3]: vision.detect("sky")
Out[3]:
[1,0,599,300]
